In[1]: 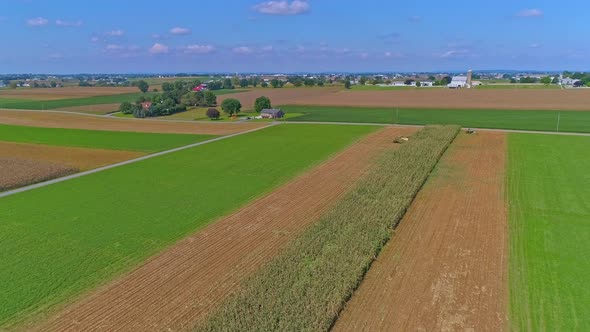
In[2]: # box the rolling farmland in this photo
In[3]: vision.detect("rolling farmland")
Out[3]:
[0,124,376,328]
[197,126,459,331]
[0,124,213,152]
[282,105,590,133]
[0,110,268,135]
[508,134,590,331]
[334,132,508,331]
[32,126,417,332]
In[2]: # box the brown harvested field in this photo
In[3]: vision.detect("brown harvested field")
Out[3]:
[0,87,138,100]
[53,103,120,115]
[0,110,268,135]
[0,157,77,191]
[333,131,508,332]
[0,141,144,170]
[30,126,419,332]
[219,87,341,110]
[224,87,590,110]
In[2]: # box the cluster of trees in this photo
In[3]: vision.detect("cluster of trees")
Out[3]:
[208,96,272,120]
[119,80,218,118]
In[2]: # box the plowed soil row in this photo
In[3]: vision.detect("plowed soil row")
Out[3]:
[334,132,508,331]
[223,88,590,110]
[54,103,120,115]
[0,157,77,191]
[0,141,144,170]
[0,87,138,100]
[0,110,267,135]
[30,126,418,332]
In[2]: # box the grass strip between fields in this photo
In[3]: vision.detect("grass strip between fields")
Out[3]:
[195,125,460,331]
[508,133,590,331]
[0,124,377,328]
[282,105,590,133]
[0,124,214,152]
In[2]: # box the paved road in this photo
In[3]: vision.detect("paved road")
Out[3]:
[0,123,276,199]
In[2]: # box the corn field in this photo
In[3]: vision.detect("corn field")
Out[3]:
[195,125,460,332]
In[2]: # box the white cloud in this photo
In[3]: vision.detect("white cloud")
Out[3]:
[105,44,124,51]
[360,52,369,59]
[170,27,191,35]
[440,49,471,58]
[254,0,310,15]
[517,9,543,17]
[233,46,254,55]
[56,19,82,27]
[107,29,125,36]
[184,44,215,54]
[90,36,100,43]
[529,43,542,48]
[261,45,274,52]
[26,17,49,26]
[149,43,169,54]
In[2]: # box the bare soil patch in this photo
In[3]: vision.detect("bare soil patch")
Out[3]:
[53,103,120,115]
[31,126,418,332]
[219,87,341,110]
[0,87,138,100]
[334,131,508,332]
[227,88,590,111]
[0,157,77,191]
[0,141,144,171]
[0,110,267,135]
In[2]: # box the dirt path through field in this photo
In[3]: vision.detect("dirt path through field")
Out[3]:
[333,131,508,331]
[0,110,266,135]
[29,126,418,332]
[0,87,138,100]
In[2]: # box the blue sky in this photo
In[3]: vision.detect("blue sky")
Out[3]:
[1,0,588,73]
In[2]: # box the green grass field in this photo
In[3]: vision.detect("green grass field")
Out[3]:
[0,93,156,110]
[508,134,590,331]
[0,124,213,152]
[0,90,240,111]
[0,124,376,327]
[282,105,590,133]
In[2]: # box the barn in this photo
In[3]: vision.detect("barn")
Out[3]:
[260,109,285,119]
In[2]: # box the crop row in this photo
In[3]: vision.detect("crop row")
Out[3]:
[196,125,460,331]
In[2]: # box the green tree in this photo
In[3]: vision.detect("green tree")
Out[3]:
[240,79,249,88]
[206,108,220,120]
[359,76,368,85]
[181,91,204,107]
[221,98,242,116]
[261,81,269,88]
[118,102,134,114]
[203,91,217,106]
[416,81,422,87]
[254,96,272,113]
[50,81,57,88]
[344,80,351,89]
[270,79,280,88]
[162,82,174,92]
[9,82,17,89]
[540,76,552,85]
[136,80,149,93]
[223,78,234,90]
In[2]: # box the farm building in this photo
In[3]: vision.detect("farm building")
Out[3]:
[192,83,208,92]
[448,70,473,89]
[260,109,285,119]
[140,102,152,110]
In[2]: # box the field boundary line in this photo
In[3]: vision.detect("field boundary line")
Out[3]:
[0,123,276,199]
[0,108,263,125]
[284,120,590,136]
